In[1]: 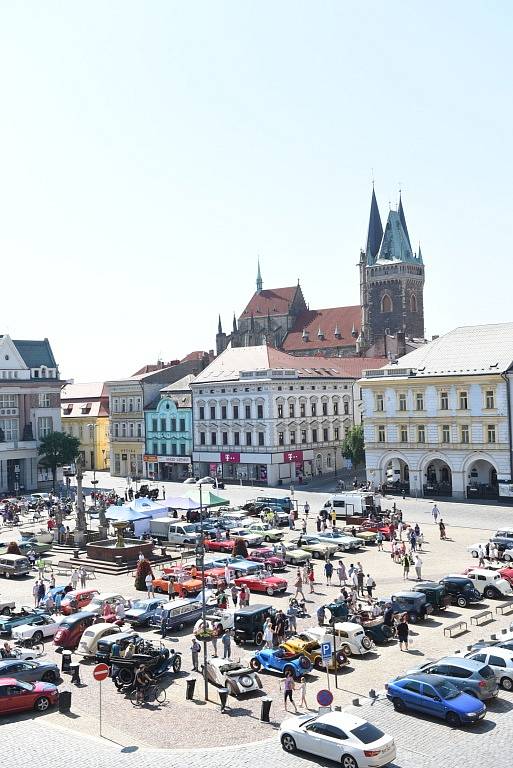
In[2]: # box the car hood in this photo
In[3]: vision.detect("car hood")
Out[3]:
[279,714,313,732]
[125,609,146,618]
[452,691,486,713]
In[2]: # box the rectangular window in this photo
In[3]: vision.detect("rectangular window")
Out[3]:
[442,424,451,443]
[417,425,425,443]
[180,444,186,455]
[210,406,216,420]
[222,431,228,445]
[278,432,284,446]
[311,403,317,416]
[160,418,166,431]
[168,418,175,432]
[258,432,265,446]
[233,405,239,419]
[199,407,205,420]
[113,423,119,438]
[171,443,177,455]
[38,393,50,408]
[333,402,338,415]
[376,394,384,411]
[290,431,296,444]
[200,433,206,445]
[245,432,252,446]
[152,442,158,455]
[161,443,167,455]
[257,404,263,419]
[400,426,408,443]
[485,390,495,409]
[415,393,424,411]
[289,404,295,417]
[461,424,470,444]
[277,404,283,418]
[221,406,227,419]
[487,424,496,444]
[459,391,468,410]
[322,402,328,416]
[440,391,448,410]
[234,432,240,446]
[398,394,407,411]
[323,428,329,441]
[343,401,350,415]
[37,416,52,439]
[334,427,339,441]
[114,454,120,474]
[137,423,142,438]
[152,418,158,432]
[245,405,251,419]
[377,425,385,443]
[300,403,306,417]
[0,418,18,441]
[211,432,217,446]
[312,429,318,443]
[301,430,307,443]
[120,423,126,438]
[129,422,134,437]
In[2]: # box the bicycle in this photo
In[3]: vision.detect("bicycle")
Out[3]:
[130,683,167,707]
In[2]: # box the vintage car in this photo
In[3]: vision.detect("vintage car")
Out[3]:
[80,592,128,616]
[0,608,49,637]
[250,647,312,679]
[280,543,312,565]
[94,630,139,661]
[53,611,97,650]
[316,531,363,551]
[245,523,284,543]
[438,576,481,607]
[290,536,338,560]
[377,592,433,623]
[352,529,379,545]
[38,585,68,610]
[499,567,513,586]
[360,521,394,540]
[246,548,286,572]
[152,574,203,598]
[233,604,274,646]
[280,636,348,671]
[412,582,451,612]
[0,677,58,714]
[227,528,264,547]
[233,573,288,596]
[193,608,236,638]
[11,614,62,644]
[112,645,182,689]
[0,658,60,683]
[458,568,513,599]
[60,588,100,615]
[204,538,237,553]
[0,598,15,615]
[208,557,262,577]
[76,622,121,658]
[124,597,168,625]
[300,624,373,657]
[204,657,262,696]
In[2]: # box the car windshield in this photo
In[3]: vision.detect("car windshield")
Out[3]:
[351,722,385,744]
[463,583,474,591]
[434,682,459,699]
[130,600,149,609]
[16,681,34,691]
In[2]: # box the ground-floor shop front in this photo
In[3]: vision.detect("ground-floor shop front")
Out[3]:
[0,450,54,493]
[110,443,144,479]
[192,449,319,486]
[144,455,192,482]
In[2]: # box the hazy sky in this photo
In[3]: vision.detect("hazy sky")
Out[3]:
[1,2,512,382]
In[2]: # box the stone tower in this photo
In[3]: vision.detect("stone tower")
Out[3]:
[360,190,425,349]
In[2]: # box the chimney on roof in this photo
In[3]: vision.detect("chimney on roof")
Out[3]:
[302,329,309,342]
[334,325,341,339]
[317,327,324,340]
[351,323,358,338]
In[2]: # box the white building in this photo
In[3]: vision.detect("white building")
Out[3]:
[191,345,385,486]
[360,323,513,499]
[0,334,62,494]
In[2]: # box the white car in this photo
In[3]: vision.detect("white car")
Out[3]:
[193,608,235,635]
[299,623,373,657]
[12,615,62,644]
[280,711,396,768]
[246,523,284,542]
[467,543,513,563]
[456,569,512,599]
[466,647,513,691]
[229,528,264,547]
[81,592,127,616]
[204,657,262,697]
[77,623,121,657]
[0,599,15,615]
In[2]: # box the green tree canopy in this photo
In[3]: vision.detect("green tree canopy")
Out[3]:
[38,431,81,489]
[341,425,365,468]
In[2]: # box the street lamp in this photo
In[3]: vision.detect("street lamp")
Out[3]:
[86,423,98,509]
[198,481,209,702]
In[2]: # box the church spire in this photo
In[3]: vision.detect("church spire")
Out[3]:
[232,313,237,333]
[365,186,383,265]
[256,258,263,293]
[398,193,412,249]
[217,315,223,334]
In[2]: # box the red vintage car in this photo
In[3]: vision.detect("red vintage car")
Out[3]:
[204,539,236,553]
[233,574,288,596]
[60,588,100,615]
[499,567,513,586]
[360,520,394,540]
[0,677,59,714]
[247,548,286,571]
[53,611,96,650]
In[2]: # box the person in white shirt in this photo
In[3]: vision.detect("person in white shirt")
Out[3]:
[477,545,485,568]
[414,554,423,581]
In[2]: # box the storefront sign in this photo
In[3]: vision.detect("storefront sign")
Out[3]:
[283,450,303,463]
[221,452,240,464]
[498,482,513,498]
[158,456,190,464]
[144,455,158,462]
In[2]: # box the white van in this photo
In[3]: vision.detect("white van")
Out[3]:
[0,554,31,578]
[323,492,381,519]
[149,518,200,545]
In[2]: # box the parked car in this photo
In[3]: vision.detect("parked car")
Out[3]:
[467,629,513,653]
[204,657,262,697]
[499,567,513,586]
[152,574,203,597]
[290,536,338,560]
[250,646,312,679]
[109,646,181,688]
[438,576,481,607]
[209,557,261,577]
[38,585,67,611]
[11,614,61,645]
[490,529,513,556]
[412,582,451,612]
[404,656,498,701]
[376,592,432,623]
[194,608,236,637]
[228,528,264,547]
[81,592,127,616]
[205,538,236,554]
[0,677,59,714]
[317,531,363,551]
[246,548,286,572]
[0,598,15,616]
[0,608,48,637]
[280,543,312,565]
[0,554,31,578]
[360,521,394,541]
[124,597,168,626]
[53,612,97,650]
[280,636,348,671]
[60,588,99,615]
[466,647,513,690]
[300,624,373,657]
[76,623,121,658]
[279,711,396,767]
[233,573,287,596]
[245,523,284,543]
[386,673,486,726]
[151,597,203,633]
[245,496,294,513]
[0,658,60,683]
[233,604,274,646]
[94,630,138,662]
[458,568,513,599]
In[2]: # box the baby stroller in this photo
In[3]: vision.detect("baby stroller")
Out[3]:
[288,596,308,618]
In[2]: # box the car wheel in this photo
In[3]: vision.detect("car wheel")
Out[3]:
[255,631,264,646]
[281,734,297,753]
[32,631,44,644]
[362,636,372,651]
[283,664,297,678]
[313,656,324,670]
[409,614,416,624]
[315,552,322,559]
[266,587,274,596]
[484,587,497,599]
[470,550,478,558]
[238,674,254,688]
[299,655,310,670]
[249,658,261,671]
[392,696,406,712]
[340,643,351,656]
[457,596,467,608]
[4,572,10,579]
[1,606,11,615]
[34,696,50,712]
[172,655,182,673]
[42,670,57,683]
[266,565,273,573]
[341,754,358,768]
[118,667,134,685]
[504,553,513,563]
[446,711,460,727]
[156,587,164,594]
[501,676,513,691]
[264,536,271,543]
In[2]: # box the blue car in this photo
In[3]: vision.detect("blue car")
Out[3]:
[250,647,312,679]
[209,556,261,576]
[386,673,486,726]
[38,585,67,609]
[124,597,168,626]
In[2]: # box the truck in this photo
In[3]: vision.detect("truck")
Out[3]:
[322,492,382,522]
[149,518,201,545]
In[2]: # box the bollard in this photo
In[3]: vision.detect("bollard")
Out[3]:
[70,664,81,686]
[490,634,497,640]
[61,651,72,673]
[185,678,196,700]
[73,549,80,559]
[218,687,229,712]
[334,705,342,712]
[368,689,377,699]
[260,697,272,722]
[58,690,72,713]
[352,698,360,706]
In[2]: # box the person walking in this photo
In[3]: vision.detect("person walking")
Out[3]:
[350,569,358,600]
[294,570,306,601]
[70,568,79,590]
[365,574,376,600]
[308,563,315,594]
[301,518,307,535]
[477,545,486,568]
[230,584,239,607]
[299,676,308,709]
[79,567,87,588]
[330,509,337,528]
[288,510,295,530]
[263,618,274,648]
[414,554,423,581]
[54,590,62,614]
[191,638,201,671]
[145,572,154,597]
[221,630,231,659]
[439,519,446,540]
[37,580,45,604]
[397,614,410,651]
[282,671,297,712]
[432,504,439,523]
[316,515,322,533]
[357,568,365,597]
[324,560,333,586]
[376,531,384,551]
[402,553,410,580]
[32,580,40,608]
[336,560,347,586]
[286,602,298,634]
[304,501,310,519]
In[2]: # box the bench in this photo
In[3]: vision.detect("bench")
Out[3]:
[444,620,468,638]
[495,602,513,616]
[470,609,494,626]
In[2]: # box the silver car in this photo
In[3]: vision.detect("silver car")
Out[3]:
[0,658,60,684]
[406,656,498,701]
[466,648,513,691]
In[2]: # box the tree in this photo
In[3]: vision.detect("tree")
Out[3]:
[134,558,154,591]
[38,432,81,490]
[341,425,365,469]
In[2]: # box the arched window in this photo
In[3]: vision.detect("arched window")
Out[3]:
[410,293,417,313]
[381,294,393,313]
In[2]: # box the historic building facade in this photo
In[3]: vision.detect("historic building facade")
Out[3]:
[61,382,110,471]
[360,323,513,499]
[215,189,426,360]
[144,375,194,482]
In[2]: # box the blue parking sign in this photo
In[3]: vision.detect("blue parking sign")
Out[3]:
[321,641,332,661]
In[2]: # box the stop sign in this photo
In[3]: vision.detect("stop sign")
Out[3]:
[93,663,110,681]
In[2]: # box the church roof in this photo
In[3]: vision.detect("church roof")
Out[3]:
[376,210,422,265]
[12,338,57,369]
[240,286,298,318]
[282,306,361,352]
[365,187,383,264]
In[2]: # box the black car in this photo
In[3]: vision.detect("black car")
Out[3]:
[95,631,142,662]
[414,582,452,612]
[233,604,274,646]
[439,576,481,608]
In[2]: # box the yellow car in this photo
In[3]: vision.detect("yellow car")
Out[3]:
[280,636,348,671]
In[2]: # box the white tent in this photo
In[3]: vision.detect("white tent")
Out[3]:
[129,498,174,537]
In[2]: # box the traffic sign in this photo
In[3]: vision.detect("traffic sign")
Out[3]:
[317,689,334,707]
[321,641,332,661]
[93,663,109,682]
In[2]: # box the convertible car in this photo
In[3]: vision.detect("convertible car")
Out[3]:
[233,574,288,596]
[249,647,312,679]
[0,608,49,637]
[204,657,262,697]
[280,636,348,671]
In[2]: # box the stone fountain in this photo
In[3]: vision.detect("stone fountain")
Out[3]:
[85,519,153,564]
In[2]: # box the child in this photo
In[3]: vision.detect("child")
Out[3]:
[299,676,308,709]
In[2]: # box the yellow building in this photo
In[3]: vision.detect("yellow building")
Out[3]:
[61,382,110,471]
